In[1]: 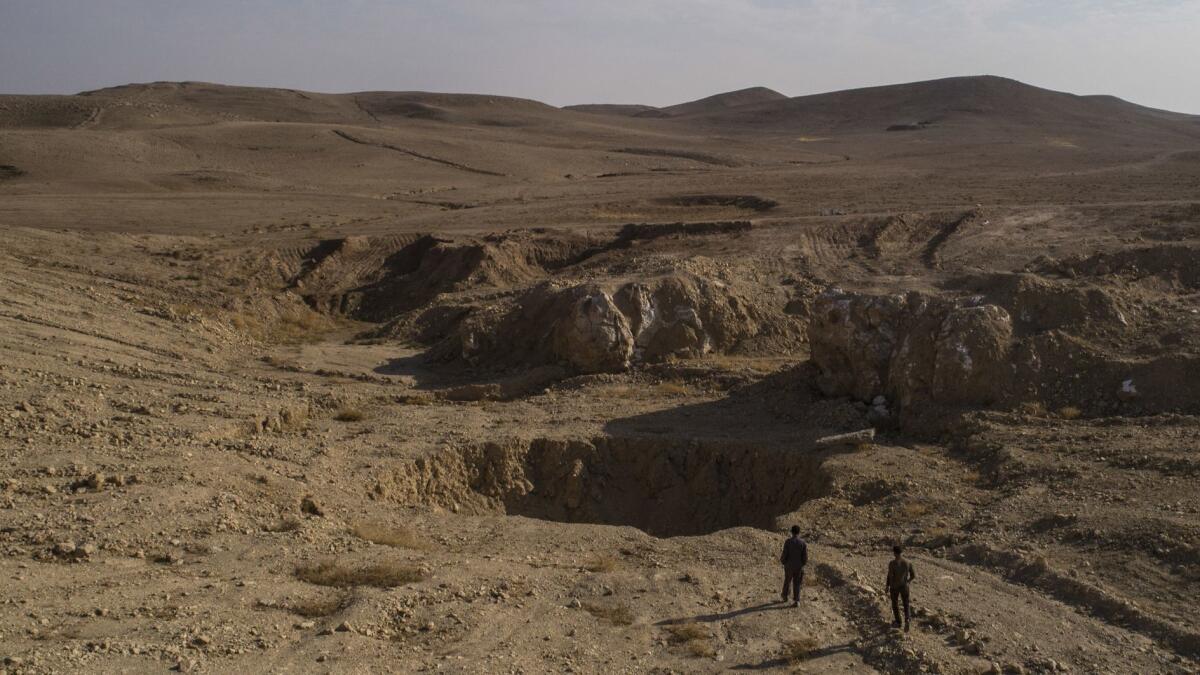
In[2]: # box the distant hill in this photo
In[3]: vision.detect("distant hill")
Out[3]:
[565,87,787,119]
[49,81,557,128]
[676,76,1200,140]
[563,103,663,117]
[659,86,788,117]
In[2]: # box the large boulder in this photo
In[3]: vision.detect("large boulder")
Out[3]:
[550,289,635,373]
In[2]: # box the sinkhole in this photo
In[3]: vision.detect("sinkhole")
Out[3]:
[379,436,831,537]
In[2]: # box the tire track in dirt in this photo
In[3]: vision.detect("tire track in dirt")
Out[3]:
[331,129,505,176]
[921,210,978,269]
[949,543,1200,659]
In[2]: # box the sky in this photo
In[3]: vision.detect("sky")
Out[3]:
[2,0,1199,113]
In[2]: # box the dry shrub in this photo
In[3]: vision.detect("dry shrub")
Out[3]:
[264,517,303,533]
[397,393,436,406]
[269,308,333,344]
[665,623,708,643]
[782,635,819,663]
[584,555,621,573]
[285,591,352,618]
[584,601,635,626]
[900,502,930,519]
[653,381,692,396]
[333,407,366,422]
[295,560,425,588]
[229,307,334,345]
[665,623,715,658]
[351,522,428,550]
[1058,406,1083,420]
[687,639,717,658]
[1018,401,1048,417]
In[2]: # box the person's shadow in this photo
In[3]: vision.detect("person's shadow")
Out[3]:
[655,601,789,626]
[728,642,857,670]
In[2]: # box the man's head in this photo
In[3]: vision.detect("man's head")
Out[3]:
[893,545,902,558]
[791,525,800,536]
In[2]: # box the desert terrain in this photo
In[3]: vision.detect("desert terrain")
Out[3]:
[2,75,1200,673]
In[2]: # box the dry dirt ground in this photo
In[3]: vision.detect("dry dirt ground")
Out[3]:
[2,76,1200,674]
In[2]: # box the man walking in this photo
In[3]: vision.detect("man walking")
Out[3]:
[779,525,807,607]
[885,545,916,631]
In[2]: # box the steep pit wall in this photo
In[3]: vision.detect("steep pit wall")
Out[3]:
[375,437,830,537]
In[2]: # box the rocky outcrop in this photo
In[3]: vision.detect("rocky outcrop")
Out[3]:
[810,287,1200,423]
[810,291,1014,412]
[437,271,800,374]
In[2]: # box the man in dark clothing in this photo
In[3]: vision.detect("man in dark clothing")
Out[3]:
[885,545,916,631]
[779,525,808,607]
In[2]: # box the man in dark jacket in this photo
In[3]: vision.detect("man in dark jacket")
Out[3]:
[779,525,808,607]
[885,545,916,631]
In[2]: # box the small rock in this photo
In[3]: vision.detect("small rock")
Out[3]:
[567,599,582,609]
[335,621,353,633]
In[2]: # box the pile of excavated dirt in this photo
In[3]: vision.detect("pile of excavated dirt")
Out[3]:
[288,231,599,320]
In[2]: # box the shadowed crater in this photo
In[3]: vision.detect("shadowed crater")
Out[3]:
[377,436,831,537]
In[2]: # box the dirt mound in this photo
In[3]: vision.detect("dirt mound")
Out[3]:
[428,271,801,374]
[376,436,829,536]
[292,232,597,321]
[946,272,1129,335]
[1043,244,1200,290]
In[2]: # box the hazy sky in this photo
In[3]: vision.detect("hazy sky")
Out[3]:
[2,1,1199,112]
